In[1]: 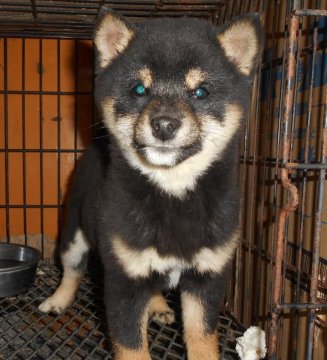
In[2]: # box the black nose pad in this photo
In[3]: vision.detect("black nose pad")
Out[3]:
[150,117,181,141]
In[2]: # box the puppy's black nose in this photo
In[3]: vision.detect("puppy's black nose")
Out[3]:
[151,117,181,141]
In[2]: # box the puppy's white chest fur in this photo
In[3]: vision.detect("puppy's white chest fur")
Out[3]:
[167,268,183,288]
[112,234,239,281]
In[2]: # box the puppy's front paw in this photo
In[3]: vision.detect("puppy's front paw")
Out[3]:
[151,309,175,325]
[38,295,70,314]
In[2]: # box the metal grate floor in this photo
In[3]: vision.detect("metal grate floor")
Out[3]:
[0,261,242,359]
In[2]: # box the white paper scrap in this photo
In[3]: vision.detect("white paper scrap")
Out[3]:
[236,326,267,360]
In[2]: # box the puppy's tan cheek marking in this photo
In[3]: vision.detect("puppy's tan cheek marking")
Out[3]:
[185,68,208,89]
[102,97,137,127]
[134,112,151,143]
[200,103,243,146]
[182,293,220,360]
[102,97,117,133]
[113,306,151,360]
[224,103,243,124]
[193,229,239,274]
[137,67,153,88]
[102,98,138,152]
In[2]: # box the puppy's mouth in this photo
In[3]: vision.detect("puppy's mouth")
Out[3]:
[133,141,202,167]
[133,141,197,152]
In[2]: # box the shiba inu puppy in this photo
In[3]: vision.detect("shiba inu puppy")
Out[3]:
[39,8,263,360]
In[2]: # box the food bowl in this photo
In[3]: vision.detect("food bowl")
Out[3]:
[0,243,41,297]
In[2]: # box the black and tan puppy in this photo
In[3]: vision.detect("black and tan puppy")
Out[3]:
[39,9,263,360]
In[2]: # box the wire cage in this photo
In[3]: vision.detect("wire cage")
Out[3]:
[0,0,326,359]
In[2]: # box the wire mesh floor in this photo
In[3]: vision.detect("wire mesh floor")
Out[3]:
[0,261,243,359]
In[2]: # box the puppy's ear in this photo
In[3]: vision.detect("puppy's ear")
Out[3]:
[217,13,264,76]
[94,8,135,69]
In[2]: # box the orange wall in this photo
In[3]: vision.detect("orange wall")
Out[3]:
[0,38,93,259]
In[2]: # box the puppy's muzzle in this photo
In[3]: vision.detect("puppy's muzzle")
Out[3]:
[150,116,181,141]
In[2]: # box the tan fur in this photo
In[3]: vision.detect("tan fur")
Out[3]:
[149,293,175,324]
[193,229,239,273]
[114,342,150,360]
[38,229,89,313]
[114,302,150,360]
[112,235,190,278]
[218,21,258,76]
[95,15,134,68]
[102,98,137,159]
[38,270,83,313]
[112,231,238,280]
[137,67,153,88]
[182,292,220,360]
[185,68,208,89]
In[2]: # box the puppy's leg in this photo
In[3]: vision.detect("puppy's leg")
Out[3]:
[105,276,154,360]
[182,292,219,360]
[38,228,89,314]
[149,293,175,325]
[113,306,150,360]
[181,270,228,360]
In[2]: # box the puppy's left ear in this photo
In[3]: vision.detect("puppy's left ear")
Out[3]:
[217,13,264,77]
[94,8,135,69]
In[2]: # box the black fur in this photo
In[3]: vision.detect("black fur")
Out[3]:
[56,10,263,354]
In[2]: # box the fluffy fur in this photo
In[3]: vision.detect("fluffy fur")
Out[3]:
[39,9,263,360]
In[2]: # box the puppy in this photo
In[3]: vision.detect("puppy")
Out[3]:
[39,9,263,360]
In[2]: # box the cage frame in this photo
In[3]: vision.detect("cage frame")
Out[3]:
[0,0,327,359]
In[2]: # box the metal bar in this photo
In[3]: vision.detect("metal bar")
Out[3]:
[39,37,44,258]
[243,75,258,325]
[267,1,290,350]
[285,162,327,170]
[293,9,327,17]
[30,0,38,22]
[277,303,327,310]
[0,149,84,153]
[22,37,27,245]
[0,205,64,209]
[306,85,327,358]
[238,75,250,321]
[74,40,79,166]
[237,34,251,318]
[268,1,300,357]
[4,37,10,242]
[305,10,320,356]
[0,31,93,40]
[267,0,288,341]
[57,38,62,248]
[290,8,305,359]
[0,90,92,95]
[252,7,273,326]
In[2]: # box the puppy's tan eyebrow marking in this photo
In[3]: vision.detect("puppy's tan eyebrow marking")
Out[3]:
[185,68,208,89]
[137,67,153,88]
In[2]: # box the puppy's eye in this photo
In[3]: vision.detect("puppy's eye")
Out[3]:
[132,84,147,97]
[193,87,209,99]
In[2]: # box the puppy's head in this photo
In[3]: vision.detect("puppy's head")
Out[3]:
[94,10,263,169]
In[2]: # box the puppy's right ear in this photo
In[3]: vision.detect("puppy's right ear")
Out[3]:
[94,8,135,69]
